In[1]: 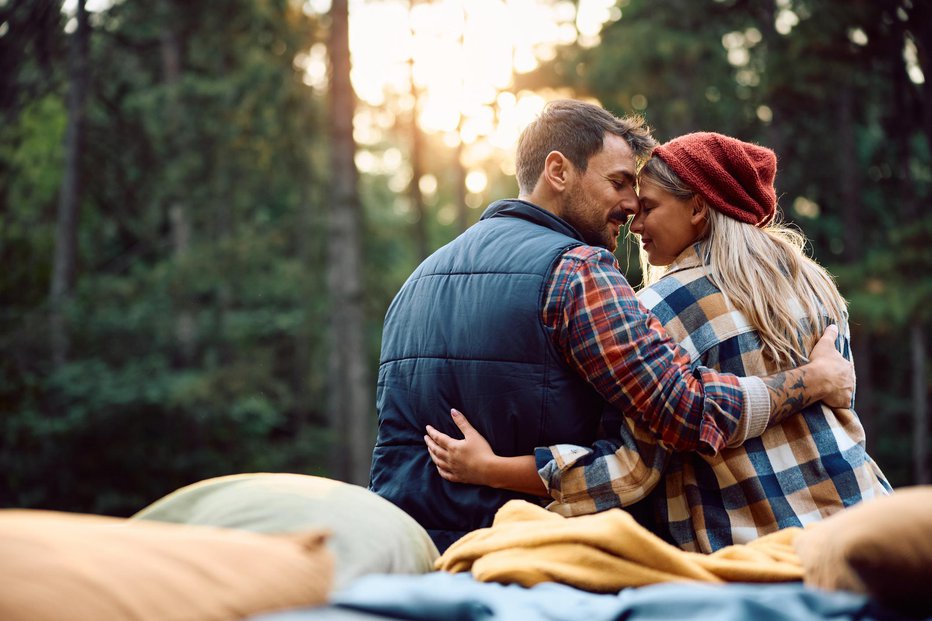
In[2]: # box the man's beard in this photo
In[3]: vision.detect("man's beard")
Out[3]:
[561,184,616,251]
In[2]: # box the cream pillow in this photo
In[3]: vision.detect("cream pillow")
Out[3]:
[0,510,331,621]
[132,473,439,589]
[795,486,932,616]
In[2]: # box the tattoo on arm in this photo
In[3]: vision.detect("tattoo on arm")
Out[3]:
[763,368,810,423]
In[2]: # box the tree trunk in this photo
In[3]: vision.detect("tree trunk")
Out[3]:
[408,0,428,261]
[327,0,373,485]
[409,112,428,259]
[911,325,929,484]
[293,182,314,433]
[160,5,196,365]
[757,0,784,158]
[455,138,468,234]
[888,14,928,485]
[49,0,89,368]
[836,86,876,444]
[454,10,468,235]
[838,86,864,260]
[212,145,233,365]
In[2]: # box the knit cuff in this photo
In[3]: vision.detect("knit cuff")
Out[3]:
[726,376,771,447]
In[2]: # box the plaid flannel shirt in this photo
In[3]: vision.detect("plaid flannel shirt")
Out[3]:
[533,245,770,506]
[539,244,891,552]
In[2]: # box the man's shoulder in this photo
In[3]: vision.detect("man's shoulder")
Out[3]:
[559,244,618,266]
[545,245,636,314]
[547,245,625,289]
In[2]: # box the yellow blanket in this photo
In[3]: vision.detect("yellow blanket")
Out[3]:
[436,500,802,592]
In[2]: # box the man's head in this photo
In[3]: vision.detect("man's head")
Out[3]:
[515,100,656,251]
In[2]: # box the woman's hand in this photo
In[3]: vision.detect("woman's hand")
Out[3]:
[425,409,495,485]
[426,409,549,497]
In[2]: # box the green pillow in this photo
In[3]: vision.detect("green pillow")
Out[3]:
[132,473,438,589]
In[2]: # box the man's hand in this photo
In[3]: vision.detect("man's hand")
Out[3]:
[807,324,855,409]
[763,324,855,423]
[425,409,496,485]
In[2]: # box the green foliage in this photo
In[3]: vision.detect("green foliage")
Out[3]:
[837,218,932,327]
[0,94,65,308]
[539,0,930,486]
[1,0,928,513]
[0,0,332,515]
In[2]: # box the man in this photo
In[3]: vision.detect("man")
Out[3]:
[369,100,853,552]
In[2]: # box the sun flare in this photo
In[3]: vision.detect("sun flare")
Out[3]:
[303,0,619,189]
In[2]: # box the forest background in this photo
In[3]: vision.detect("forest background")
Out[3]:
[1,0,929,516]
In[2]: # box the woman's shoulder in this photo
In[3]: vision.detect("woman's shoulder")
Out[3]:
[638,261,730,324]
[638,267,758,365]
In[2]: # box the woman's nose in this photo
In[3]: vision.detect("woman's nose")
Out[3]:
[629,211,644,234]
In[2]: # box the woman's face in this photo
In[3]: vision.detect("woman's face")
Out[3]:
[630,178,707,266]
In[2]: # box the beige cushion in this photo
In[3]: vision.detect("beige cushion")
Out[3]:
[132,473,439,589]
[0,509,332,621]
[794,486,932,615]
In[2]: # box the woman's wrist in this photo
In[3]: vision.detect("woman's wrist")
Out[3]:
[483,454,509,489]
[484,455,548,497]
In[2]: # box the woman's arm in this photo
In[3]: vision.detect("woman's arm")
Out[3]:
[425,409,548,497]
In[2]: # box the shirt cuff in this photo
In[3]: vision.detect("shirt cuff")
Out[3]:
[534,446,554,472]
[535,444,591,496]
[726,376,770,447]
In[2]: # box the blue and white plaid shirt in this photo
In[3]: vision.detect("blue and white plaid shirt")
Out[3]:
[537,244,891,552]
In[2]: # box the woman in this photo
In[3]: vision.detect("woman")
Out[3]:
[425,132,891,553]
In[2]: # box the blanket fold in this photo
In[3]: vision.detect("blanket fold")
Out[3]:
[436,500,802,592]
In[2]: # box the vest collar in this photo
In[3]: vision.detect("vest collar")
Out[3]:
[480,199,585,242]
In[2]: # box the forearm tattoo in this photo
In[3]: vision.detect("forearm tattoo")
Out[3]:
[763,368,810,423]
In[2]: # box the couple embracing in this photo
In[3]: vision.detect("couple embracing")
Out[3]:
[369,100,890,554]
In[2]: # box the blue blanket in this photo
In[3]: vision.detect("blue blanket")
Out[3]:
[252,572,916,621]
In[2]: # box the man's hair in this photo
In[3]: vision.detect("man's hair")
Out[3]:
[515,99,656,195]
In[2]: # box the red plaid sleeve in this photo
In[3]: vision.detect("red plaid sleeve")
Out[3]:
[542,246,744,453]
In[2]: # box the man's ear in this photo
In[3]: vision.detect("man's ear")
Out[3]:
[542,151,570,192]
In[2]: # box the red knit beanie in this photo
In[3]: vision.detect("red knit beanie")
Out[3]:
[651,132,777,227]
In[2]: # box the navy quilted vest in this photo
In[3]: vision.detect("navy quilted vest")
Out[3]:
[369,199,604,552]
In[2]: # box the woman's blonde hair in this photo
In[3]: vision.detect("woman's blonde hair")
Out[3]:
[638,157,846,368]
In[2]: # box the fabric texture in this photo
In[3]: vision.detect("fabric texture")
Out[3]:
[0,509,331,621]
[372,197,764,554]
[652,132,777,226]
[132,473,438,590]
[313,572,889,621]
[534,244,773,512]
[795,486,932,616]
[538,244,753,454]
[436,500,803,592]
[636,245,890,551]
[538,244,891,552]
[370,199,603,552]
